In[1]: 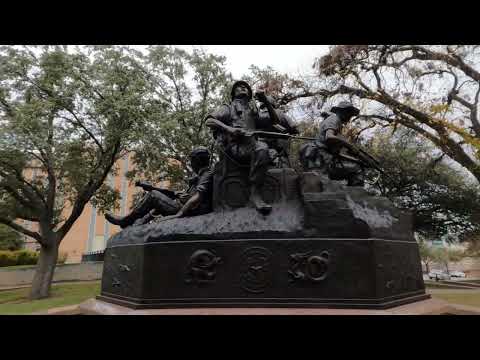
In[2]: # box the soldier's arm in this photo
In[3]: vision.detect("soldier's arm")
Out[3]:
[325,129,351,147]
[154,192,202,222]
[135,181,177,198]
[205,117,246,137]
[255,91,280,125]
[281,113,299,135]
[205,117,234,133]
[176,191,203,217]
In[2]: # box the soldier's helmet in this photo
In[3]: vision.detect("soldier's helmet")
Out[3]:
[330,101,360,116]
[231,80,253,100]
[190,147,211,169]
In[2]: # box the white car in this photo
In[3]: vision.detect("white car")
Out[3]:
[450,271,466,278]
[428,270,450,280]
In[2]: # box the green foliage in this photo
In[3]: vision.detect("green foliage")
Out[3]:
[0,224,22,250]
[0,250,39,267]
[0,45,162,298]
[0,45,158,232]
[0,249,68,267]
[418,241,435,264]
[430,246,466,273]
[57,251,67,264]
[365,128,480,239]
[127,46,232,188]
[308,45,480,183]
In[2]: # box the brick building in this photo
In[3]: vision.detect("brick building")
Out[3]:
[20,153,169,263]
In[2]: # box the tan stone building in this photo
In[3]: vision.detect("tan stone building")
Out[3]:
[21,153,166,263]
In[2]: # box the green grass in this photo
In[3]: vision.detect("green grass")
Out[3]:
[430,291,480,308]
[0,281,100,315]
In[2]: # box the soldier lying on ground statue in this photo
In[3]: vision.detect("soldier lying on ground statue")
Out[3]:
[205,80,275,214]
[299,101,365,186]
[104,147,214,228]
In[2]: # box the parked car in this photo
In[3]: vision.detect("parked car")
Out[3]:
[428,270,451,280]
[449,271,466,278]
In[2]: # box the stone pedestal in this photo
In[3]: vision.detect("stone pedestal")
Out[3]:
[98,236,427,309]
[78,297,480,315]
[97,168,429,311]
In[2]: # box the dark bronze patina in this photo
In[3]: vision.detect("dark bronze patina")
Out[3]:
[104,147,213,228]
[98,94,429,310]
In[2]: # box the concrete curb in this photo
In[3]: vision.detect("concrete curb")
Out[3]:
[31,304,82,315]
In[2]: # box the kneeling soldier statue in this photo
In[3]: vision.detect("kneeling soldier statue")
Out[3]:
[104,147,214,228]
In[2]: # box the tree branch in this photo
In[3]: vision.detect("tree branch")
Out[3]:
[0,216,44,244]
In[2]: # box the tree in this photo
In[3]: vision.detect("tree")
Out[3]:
[275,45,480,184]
[418,240,436,274]
[432,246,465,275]
[364,128,480,239]
[127,46,232,188]
[0,224,22,251]
[0,46,157,299]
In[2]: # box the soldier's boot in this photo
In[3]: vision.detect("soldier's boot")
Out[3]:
[105,193,153,228]
[250,185,272,215]
[132,211,156,226]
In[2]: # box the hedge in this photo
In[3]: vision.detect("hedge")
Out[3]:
[0,250,39,267]
[0,250,69,267]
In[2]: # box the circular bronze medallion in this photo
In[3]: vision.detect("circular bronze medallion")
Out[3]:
[239,247,272,293]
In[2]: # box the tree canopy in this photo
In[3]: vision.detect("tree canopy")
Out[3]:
[364,128,480,240]
[266,45,480,184]
[0,45,159,298]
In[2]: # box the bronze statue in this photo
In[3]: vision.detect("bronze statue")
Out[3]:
[255,92,299,168]
[299,101,365,186]
[205,81,274,214]
[104,147,213,228]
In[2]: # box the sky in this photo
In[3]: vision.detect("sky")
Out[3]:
[175,45,330,78]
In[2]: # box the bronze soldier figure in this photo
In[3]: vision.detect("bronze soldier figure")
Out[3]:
[205,81,274,214]
[255,91,299,168]
[104,147,214,228]
[299,101,365,186]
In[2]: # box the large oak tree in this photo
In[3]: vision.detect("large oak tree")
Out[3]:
[0,45,159,299]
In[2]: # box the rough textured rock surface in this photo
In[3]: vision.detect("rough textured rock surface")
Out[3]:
[99,169,426,309]
[108,186,414,245]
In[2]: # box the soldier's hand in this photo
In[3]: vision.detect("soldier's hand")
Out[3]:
[254,90,267,103]
[231,127,247,137]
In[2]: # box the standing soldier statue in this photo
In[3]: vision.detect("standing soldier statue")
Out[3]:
[205,81,274,214]
[299,101,366,186]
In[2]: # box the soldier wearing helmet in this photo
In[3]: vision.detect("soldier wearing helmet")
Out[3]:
[205,80,274,214]
[104,147,214,228]
[299,101,365,186]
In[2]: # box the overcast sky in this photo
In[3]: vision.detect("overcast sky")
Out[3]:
[175,45,330,78]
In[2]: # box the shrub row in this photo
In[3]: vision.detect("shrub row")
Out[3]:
[0,250,39,267]
[0,250,69,267]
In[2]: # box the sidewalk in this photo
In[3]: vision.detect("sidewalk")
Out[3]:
[0,280,100,292]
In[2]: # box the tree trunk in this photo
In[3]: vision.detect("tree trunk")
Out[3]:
[29,241,59,300]
[425,261,430,274]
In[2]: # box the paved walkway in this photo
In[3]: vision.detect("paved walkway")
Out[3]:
[0,280,100,292]
[427,288,480,294]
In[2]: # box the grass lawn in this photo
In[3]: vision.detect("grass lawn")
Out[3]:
[0,281,100,315]
[429,290,480,308]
